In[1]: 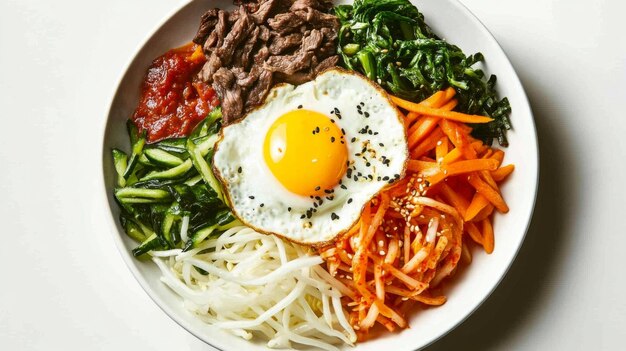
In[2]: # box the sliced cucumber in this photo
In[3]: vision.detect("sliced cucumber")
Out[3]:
[144,148,184,167]
[140,159,193,181]
[111,149,128,187]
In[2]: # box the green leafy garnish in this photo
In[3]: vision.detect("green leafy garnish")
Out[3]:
[334,0,512,146]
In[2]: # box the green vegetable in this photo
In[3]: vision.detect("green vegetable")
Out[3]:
[112,108,238,257]
[334,0,512,146]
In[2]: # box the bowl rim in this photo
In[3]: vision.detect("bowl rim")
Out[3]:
[99,0,539,350]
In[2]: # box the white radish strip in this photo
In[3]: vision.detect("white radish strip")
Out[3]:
[150,249,182,257]
[426,217,439,243]
[180,216,190,242]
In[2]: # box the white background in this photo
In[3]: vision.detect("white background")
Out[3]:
[1,0,625,350]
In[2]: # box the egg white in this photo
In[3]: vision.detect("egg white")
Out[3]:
[213,68,408,245]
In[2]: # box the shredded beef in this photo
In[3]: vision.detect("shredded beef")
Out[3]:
[194,0,340,124]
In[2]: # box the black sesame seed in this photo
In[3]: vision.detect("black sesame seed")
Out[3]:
[298,104,303,109]
[358,110,363,115]
[331,213,339,220]
[237,166,242,173]
[340,184,347,190]
[324,189,332,194]
[313,202,318,208]
[341,141,345,144]
[347,169,352,177]
[308,221,313,227]
[315,126,320,133]
[260,203,265,207]
[315,196,321,200]
[348,198,353,204]
[357,172,363,177]
[331,119,335,123]
[360,102,365,106]
[288,207,292,212]
[366,162,371,167]
[383,176,390,181]
[331,136,335,143]
[315,186,321,191]
[306,210,312,219]
[368,130,373,135]
[300,214,306,219]
[377,176,381,181]
[249,196,255,199]
[374,132,379,135]
[364,112,370,118]
[394,174,400,179]
[379,143,384,147]
[368,174,373,180]
[351,137,356,143]
[318,199,324,205]
[326,196,334,200]
[341,128,346,135]
[353,175,358,181]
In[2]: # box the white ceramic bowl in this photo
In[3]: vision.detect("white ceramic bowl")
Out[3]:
[101,0,538,350]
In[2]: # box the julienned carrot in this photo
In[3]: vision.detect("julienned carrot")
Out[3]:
[411,128,445,159]
[440,119,477,160]
[407,160,437,173]
[465,222,483,245]
[467,173,509,213]
[472,203,494,222]
[465,193,489,221]
[428,158,500,185]
[321,89,514,340]
[482,218,494,254]
[491,164,515,182]
[391,95,494,123]
[439,183,470,219]
[490,149,505,166]
[408,98,457,148]
[436,137,448,161]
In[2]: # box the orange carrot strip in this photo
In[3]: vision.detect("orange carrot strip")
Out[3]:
[439,119,477,160]
[465,193,490,221]
[407,100,457,148]
[482,218,494,254]
[490,149,505,166]
[472,203,494,222]
[412,294,447,306]
[428,158,500,185]
[405,111,420,127]
[411,128,445,159]
[435,137,448,162]
[408,117,439,149]
[442,147,462,164]
[492,164,515,182]
[407,160,438,173]
[467,173,509,213]
[439,183,470,218]
[480,170,499,190]
[391,95,493,123]
[465,222,483,245]
[440,98,458,111]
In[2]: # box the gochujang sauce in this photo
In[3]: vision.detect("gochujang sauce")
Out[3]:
[132,43,219,143]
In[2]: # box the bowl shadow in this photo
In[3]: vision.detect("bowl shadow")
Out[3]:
[424,60,576,350]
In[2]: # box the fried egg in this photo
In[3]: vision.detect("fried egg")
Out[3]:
[213,68,408,245]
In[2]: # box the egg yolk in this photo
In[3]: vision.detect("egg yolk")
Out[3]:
[263,109,348,197]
